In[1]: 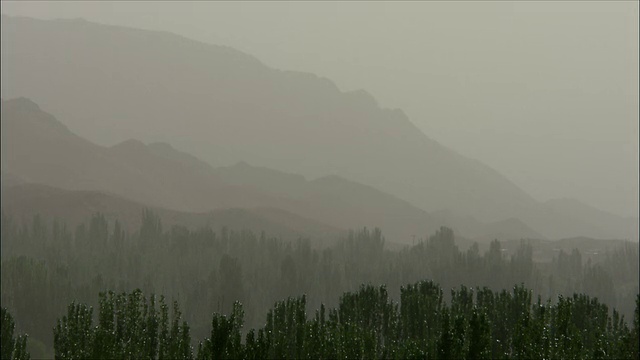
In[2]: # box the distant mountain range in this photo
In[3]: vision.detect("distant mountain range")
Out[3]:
[0,15,539,221]
[1,15,636,241]
[1,98,550,244]
[1,181,343,244]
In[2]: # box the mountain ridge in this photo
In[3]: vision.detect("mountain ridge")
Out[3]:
[1,182,342,244]
[1,14,635,240]
[1,97,554,243]
[0,14,538,223]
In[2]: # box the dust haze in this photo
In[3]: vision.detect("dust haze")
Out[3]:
[0,2,638,359]
[2,1,637,218]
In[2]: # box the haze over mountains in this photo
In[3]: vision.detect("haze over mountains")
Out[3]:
[1,97,550,244]
[1,182,343,244]
[0,15,637,242]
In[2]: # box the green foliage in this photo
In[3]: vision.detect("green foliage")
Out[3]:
[54,303,94,359]
[34,282,640,359]
[633,294,640,360]
[2,212,638,356]
[52,290,192,360]
[1,308,30,360]
[467,309,490,359]
[197,301,244,359]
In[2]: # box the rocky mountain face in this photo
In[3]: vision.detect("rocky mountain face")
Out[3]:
[1,16,636,241]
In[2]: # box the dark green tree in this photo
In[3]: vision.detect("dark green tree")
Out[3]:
[1,308,30,360]
[467,308,491,359]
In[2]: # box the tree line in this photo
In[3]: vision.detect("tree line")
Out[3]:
[2,282,639,359]
[1,210,638,357]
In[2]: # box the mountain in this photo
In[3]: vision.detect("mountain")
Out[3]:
[213,163,548,242]
[0,15,537,224]
[1,15,635,241]
[1,182,342,243]
[539,198,638,240]
[1,97,553,243]
[0,97,291,212]
[428,209,545,241]
[0,97,426,243]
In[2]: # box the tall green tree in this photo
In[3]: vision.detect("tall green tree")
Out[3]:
[1,308,30,360]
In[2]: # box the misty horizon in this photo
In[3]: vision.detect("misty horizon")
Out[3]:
[0,3,638,359]
[2,2,638,219]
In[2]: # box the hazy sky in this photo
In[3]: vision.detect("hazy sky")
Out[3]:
[2,1,638,217]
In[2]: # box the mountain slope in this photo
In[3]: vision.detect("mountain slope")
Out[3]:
[540,198,638,240]
[5,15,632,241]
[0,98,430,242]
[1,182,342,243]
[0,14,538,224]
[0,97,289,212]
[1,97,554,243]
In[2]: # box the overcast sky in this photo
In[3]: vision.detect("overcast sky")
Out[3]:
[2,1,638,217]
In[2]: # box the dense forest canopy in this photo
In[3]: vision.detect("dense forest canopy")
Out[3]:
[1,211,637,358]
[4,282,639,359]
